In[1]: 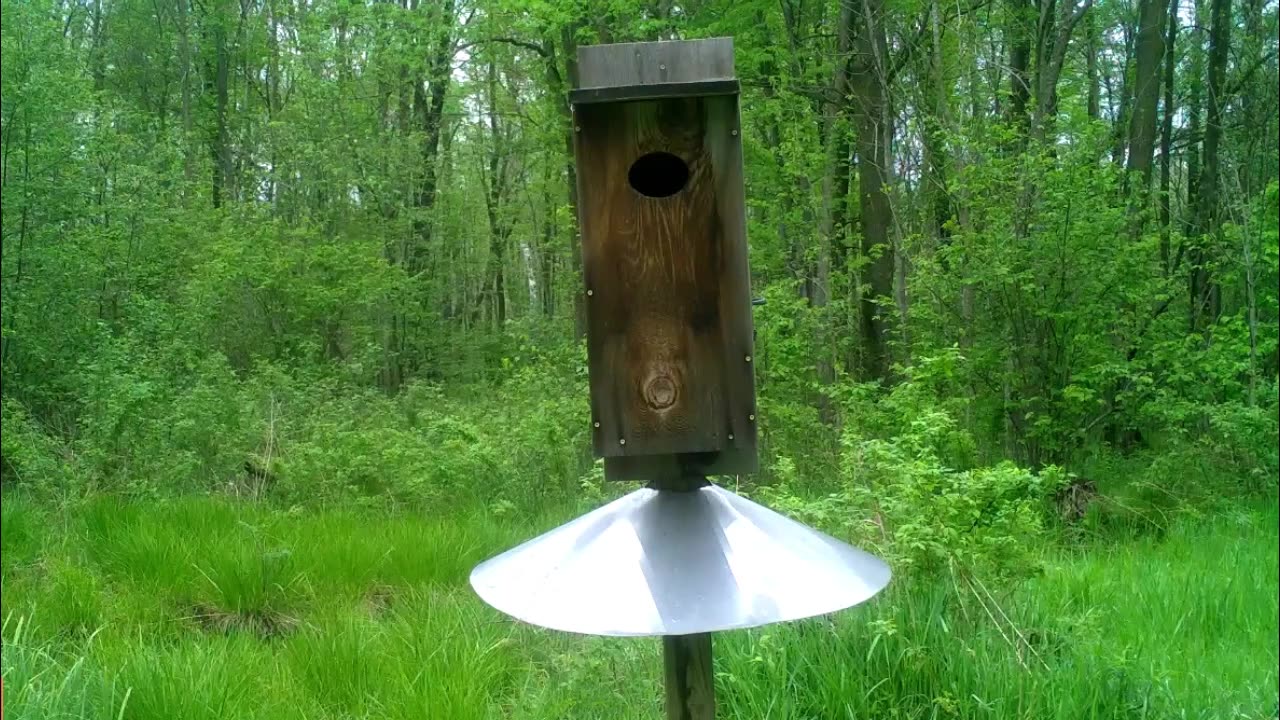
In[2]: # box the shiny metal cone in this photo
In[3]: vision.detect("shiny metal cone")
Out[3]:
[470,484,891,637]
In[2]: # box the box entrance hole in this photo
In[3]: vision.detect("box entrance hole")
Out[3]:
[628,152,690,198]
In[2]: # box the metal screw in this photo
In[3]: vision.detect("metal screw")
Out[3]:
[659,64,667,71]
[574,125,581,132]
[728,434,735,441]
[619,438,627,446]
[731,129,739,136]
[745,355,752,363]
[586,289,594,296]
[748,414,755,422]
[593,421,601,428]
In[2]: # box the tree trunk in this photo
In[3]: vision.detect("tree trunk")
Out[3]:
[849,0,895,383]
[177,0,195,185]
[1242,216,1260,406]
[1033,0,1092,141]
[211,21,231,208]
[1085,9,1101,121]
[1126,0,1167,187]
[548,25,587,340]
[484,57,508,328]
[408,0,456,273]
[1189,0,1230,332]
[1184,0,1203,238]
[1111,21,1134,166]
[541,181,556,318]
[1,124,32,368]
[1005,0,1032,138]
[1158,0,1176,274]
[1238,0,1263,196]
[817,0,856,403]
[923,0,953,247]
[382,0,455,391]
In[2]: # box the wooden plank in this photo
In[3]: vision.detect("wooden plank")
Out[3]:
[569,79,740,106]
[663,633,715,720]
[573,95,757,472]
[577,38,734,89]
[701,95,758,462]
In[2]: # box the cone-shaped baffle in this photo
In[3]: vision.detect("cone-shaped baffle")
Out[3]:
[470,484,890,636]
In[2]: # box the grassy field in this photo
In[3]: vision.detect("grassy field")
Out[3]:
[2,491,1276,720]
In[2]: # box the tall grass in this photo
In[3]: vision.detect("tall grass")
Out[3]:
[715,506,1279,719]
[3,492,1276,719]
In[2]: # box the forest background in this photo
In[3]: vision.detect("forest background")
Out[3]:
[1,0,1278,716]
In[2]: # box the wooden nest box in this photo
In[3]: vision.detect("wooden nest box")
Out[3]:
[570,38,757,482]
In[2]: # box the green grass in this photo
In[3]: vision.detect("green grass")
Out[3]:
[2,492,1276,719]
[713,506,1279,719]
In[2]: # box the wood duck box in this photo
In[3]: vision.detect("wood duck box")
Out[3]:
[570,38,758,482]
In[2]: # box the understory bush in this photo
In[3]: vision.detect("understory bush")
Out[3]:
[2,332,593,511]
[760,356,1069,581]
[1,398,81,494]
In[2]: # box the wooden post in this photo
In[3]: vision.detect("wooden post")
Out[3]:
[567,40,749,719]
[663,633,715,720]
[650,473,715,719]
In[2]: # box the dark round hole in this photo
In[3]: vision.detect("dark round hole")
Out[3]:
[628,152,690,198]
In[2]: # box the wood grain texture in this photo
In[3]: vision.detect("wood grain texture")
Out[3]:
[663,633,715,720]
[573,93,757,479]
[577,38,734,89]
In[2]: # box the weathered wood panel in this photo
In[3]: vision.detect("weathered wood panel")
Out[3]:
[573,93,757,480]
[577,38,734,89]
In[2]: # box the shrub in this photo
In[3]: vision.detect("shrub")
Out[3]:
[758,362,1068,581]
[1,399,80,495]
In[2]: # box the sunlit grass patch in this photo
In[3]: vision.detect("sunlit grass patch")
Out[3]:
[1,491,1274,720]
[98,631,315,720]
[281,586,524,720]
[280,509,529,595]
[0,615,121,720]
[1,494,44,573]
[711,503,1280,720]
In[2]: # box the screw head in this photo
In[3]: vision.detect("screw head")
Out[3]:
[748,414,755,422]
[574,125,581,132]
[659,64,667,71]
[586,289,594,296]
[593,421,600,428]
[728,433,735,441]
[731,129,739,136]
[619,438,626,446]
[745,355,752,363]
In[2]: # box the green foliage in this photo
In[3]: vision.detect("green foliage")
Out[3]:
[1,398,80,495]
[1,0,1277,716]
[760,356,1069,580]
[72,339,255,494]
[2,0,1276,517]
[0,616,122,720]
[3,495,1275,720]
